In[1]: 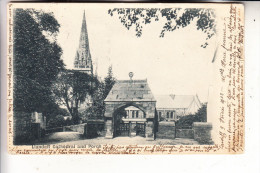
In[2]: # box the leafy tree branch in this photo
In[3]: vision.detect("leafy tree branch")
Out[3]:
[108,8,216,48]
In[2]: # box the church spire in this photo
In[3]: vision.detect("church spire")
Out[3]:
[74,10,93,74]
[79,10,89,50]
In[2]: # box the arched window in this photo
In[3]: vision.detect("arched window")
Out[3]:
[136,111,139,118]
[132,111,135,118]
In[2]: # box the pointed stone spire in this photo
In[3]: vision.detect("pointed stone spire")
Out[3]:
[74,10,93,74]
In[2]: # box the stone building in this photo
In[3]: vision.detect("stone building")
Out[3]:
[156,95,202,121]
[104,79,157,139]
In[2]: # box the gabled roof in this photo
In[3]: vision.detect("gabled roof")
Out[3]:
[170,95,200,108]
[155,95,175,109]
[156,94,202,109]
[104,80,156,102]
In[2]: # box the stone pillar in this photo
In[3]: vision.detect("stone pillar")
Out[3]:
[105,120,113,139]
[130,122,136,137]
[145,121,154,140]
[157,121,175,139]
[83,124,88,137]
[193,122,214,145]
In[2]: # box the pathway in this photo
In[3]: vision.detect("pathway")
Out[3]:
[34,131,199,145]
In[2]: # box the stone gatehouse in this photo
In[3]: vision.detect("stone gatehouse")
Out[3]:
[104,79,158,140]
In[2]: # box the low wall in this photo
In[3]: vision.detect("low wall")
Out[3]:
[64,123,87,134]
[156,121,175,139]
[176,129,194,139]
[193,122,213,145]
[84,120,105,138]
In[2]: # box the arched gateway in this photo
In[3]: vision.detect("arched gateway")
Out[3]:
[104,79,157,140]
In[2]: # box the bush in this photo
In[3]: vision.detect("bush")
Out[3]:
[47,115,65,128]
[176,103,207,129]
[196,103,207,122]
[176,115,201,129]
[64,118,73,126]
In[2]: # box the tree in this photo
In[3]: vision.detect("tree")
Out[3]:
[108,8,216,48]
[47,115,66,128]
[52,70,99,124]
[195,103,207,122]
[44,104,70,123]
[84,66,116,120]
[104,65,116,98]
[83,66,116,120]
[85,80,105,119]
[176,103,207,128]
[13,9,64,113]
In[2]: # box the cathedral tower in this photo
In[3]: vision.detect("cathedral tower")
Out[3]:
[74,11,93,75]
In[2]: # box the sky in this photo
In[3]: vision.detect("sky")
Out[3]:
[38,4,218,103]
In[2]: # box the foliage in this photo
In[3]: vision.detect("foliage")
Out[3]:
[13,9,64,113]
[176,103,207,128]
[108,8,216,48]
[52,70,99,124]
[195,103,207,122]
[117,108,127,119]
[47,115,65,128]
[43,104,70,123]
[104,65,116,98]
[85,80,105,119]
[84,66,116,120]
[176,115,201,129]
[64,118,74,126]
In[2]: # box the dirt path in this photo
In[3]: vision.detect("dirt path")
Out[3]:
[35,132,199,145]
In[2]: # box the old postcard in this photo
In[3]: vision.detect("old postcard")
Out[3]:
[7,3,244,154]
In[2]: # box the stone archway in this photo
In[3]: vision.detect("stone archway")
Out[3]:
[112,104,147,138]
[103,79,157,140]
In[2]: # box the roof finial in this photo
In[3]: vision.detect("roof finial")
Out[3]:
[129,72,134,80]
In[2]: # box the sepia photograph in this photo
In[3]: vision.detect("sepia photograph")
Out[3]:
[7,3,244,154]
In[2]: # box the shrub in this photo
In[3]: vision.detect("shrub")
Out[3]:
[176,103,207,129]
[47,115,65,128]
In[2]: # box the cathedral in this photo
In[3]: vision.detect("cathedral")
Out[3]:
[73,11,93,75]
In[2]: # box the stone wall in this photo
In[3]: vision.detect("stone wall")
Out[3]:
[156,121,176,139]
[156,121,212,140]
[193,122,213,144]
[64,123,87,134]
[84,120,105,138]
[176,129,194,139]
